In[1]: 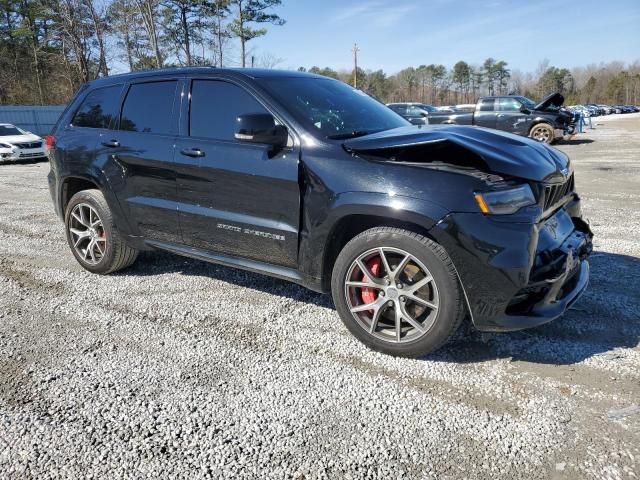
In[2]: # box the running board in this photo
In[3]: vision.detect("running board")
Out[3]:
[144,239,322,291]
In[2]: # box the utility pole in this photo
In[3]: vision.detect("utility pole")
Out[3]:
[352,43,359,88]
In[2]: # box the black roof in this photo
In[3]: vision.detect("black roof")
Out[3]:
[88,67,324,87]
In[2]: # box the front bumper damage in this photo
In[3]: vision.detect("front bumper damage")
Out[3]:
[0,146,47,162]
[430,194,593,332]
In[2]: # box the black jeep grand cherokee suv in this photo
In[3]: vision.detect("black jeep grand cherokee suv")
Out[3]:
[48,68,592,357]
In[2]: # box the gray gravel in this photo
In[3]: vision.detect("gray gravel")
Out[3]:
[1,113,639,479]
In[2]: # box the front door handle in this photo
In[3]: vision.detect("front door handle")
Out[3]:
[180,148,205,158]
[101,139,120,148]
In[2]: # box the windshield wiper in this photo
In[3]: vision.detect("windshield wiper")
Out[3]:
[326,130,375,140]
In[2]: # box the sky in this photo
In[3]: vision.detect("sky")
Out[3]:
[251,0,640,73]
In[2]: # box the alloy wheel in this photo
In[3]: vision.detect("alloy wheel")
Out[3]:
[69,203,107,265]
[344,247,439,344]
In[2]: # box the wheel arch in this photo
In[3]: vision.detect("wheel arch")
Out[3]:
[59,172,134,237]
[300,193,449,292]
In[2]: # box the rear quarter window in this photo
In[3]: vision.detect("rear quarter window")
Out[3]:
[71,85,123,129]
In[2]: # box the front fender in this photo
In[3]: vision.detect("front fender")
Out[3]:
[298,190,450,289]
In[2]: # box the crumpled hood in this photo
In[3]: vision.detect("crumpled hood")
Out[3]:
[343,125,569,183]
[0,133,42,145]
[535,92,564,111]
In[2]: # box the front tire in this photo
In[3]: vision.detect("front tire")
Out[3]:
[331,227,465,357]
[529,123,555,144]
[64,189,138,274]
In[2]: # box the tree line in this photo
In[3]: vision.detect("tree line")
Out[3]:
[303,59,640,107]
[1,0,638,107]
[0,0,285,104]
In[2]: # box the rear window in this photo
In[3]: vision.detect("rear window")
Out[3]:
[120,81,177,135]
[72,85,123,129]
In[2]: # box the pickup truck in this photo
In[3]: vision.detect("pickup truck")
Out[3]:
[427,93,576,144]
[48,69,592,357]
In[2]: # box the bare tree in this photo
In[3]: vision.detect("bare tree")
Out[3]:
[134,0,163,68]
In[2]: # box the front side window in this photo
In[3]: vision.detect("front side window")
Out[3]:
[189,80,268,141]
[479,98,495,112]
[72,85,123,129]
[120,81,177,134]
[258,77,408,139]
[496,98,522,112]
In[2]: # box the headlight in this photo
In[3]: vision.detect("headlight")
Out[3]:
[0,143,12,148]
[474,184,536,215]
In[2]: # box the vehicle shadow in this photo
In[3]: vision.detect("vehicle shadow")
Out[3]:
[122,249,639,366]
[0,158,48,166]
[557,138,594,145]
[121,250,334,309]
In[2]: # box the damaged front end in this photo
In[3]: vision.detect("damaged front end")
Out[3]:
[431,186,593,332]
[343,125,592,331]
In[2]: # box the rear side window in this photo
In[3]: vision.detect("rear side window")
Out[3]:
[189,80,268,141]
[120,81,177,134]
[72,85,122,129]
[479,99,495,111]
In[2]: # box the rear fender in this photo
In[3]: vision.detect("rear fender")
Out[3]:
[59,165,136,241]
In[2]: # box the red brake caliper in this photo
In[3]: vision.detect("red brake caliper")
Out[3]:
[361,257,382,307]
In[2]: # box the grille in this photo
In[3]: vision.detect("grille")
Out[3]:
[543,173,574,211]
[15,141,43,149]
[19,152,45,158]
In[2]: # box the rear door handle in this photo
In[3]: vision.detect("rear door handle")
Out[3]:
[180,148,205,158]
[101,139,120,148]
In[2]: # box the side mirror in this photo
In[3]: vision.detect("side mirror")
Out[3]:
[234,113,288,150]
[420,112,428,117]
[520,105,530,114]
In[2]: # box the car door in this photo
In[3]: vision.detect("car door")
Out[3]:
[474,98,497,129]
[495,98,528,135]
[174,77,300,268]
[57,84,124,173]
[99,78,182,243]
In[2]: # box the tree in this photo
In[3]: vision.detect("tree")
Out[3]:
[133,0,163,68]
[206,0,231,67]
[308,66,339,79]
[229,0,284,68]
[452,61,471,102]
[538,66,574,96]
[396,67,417,101]
[365,69,391,100]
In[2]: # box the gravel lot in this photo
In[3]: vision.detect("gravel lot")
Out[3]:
[1,113,639,479]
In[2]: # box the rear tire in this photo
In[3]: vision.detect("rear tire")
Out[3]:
[529,123,555,144]
[331,227,465,357]
[64,189,138,274]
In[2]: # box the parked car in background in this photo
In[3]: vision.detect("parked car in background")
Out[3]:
[0,123,47,163]
[47,68,592,357]
[428,93,576,144]
[387,103,437,125]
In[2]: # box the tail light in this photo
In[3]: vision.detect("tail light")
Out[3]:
[46,134,55,151]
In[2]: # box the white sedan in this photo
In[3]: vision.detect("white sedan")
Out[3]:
[0,123,47,163]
